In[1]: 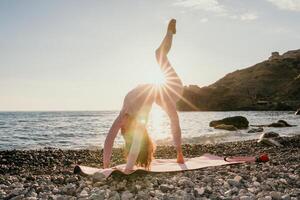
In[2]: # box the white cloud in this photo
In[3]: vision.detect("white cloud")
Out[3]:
[173,0,226,13]
[240,12,258,21]
[200,18,208,23]
[267,0,300,11]
[173,0,258,21]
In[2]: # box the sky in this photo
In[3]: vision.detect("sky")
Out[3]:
[0,0,300,111]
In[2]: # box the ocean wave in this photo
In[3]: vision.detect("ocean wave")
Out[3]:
[156,131,237,146]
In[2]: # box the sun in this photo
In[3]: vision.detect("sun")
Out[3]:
[152,70,166,85]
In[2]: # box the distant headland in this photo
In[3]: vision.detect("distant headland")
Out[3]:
[177,49,300,111]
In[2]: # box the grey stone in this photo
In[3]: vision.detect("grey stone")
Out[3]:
[66,177,78,183]
[89,191,105,200]
[159,184,174,193]
[178,177,195,188]
[10,195,25,200]
[227,179,240,187]
[253,181,260,187]
[78,189,89,198]
[282,194,291,200]
[258,197,272,200]
[121,191,133,200]
[248,127,264,133]
[239,196,251,200]
[194,187,205,196]
[136,191,148,200]
[259,132,279,139]
[25,197,37,200]
[109,191,121,200]
[270,191,282,200]
[224,190,231,196]
[234,175,243,183]
[62,183,76,196]
[92,172,106,183]
[258,138,282,147]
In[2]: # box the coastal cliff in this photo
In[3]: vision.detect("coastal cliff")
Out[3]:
[177,49,300,111]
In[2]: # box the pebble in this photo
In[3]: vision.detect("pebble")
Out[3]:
[121,191,134,200]
[288,174,298,180]
[178,177,195,188]
[234,175,243,183]
[159,184,174,193]
[270,191,282,200]
[62,183,76,196]
[194,187,205,196]
[280,178,287,184]
[10,195,24,200]
[78,189,88,198]
[239,196,251,200]
[258,197,272,200]
[10,188,24,196]
[66,176,78,183]
[227,179,240,187]
[89,189,105,200]
[27,191,37,197]
[92,172,106,183]
[282,194,291,200]
[253,181,260,187]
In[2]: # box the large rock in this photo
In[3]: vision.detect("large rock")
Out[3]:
[248,127,263,133]
[258,132,282,147]
[260,132,279,139]
[215,124,238,131]
[209,116,249,129]
[268,120,294,127]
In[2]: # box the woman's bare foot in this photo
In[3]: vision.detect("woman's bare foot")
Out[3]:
[167,19,176,34]
[177,151,185,164]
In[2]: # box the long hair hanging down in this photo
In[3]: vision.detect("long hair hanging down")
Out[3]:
[121,114,155,170]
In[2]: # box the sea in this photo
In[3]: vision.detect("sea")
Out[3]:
[0,108,299,150]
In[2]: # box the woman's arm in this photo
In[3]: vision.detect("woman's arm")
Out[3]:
[124,123,144,173]
[103,112,124,168]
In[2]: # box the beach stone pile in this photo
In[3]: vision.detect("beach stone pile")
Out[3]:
[0,135,299,199]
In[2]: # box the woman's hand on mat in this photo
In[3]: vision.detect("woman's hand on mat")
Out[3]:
[177,152,185,164]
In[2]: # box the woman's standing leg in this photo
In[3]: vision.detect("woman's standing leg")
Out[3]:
[155,19,184,163]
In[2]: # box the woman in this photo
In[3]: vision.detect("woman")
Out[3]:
[103,19,184,173]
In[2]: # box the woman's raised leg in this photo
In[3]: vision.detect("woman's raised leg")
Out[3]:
[155,19,183,104]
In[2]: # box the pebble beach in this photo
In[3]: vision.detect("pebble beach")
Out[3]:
[0,135,299,200]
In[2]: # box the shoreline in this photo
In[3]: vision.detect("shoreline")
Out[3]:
[1,135,299,199]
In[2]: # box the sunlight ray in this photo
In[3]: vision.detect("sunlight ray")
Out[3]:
[164,84,199,111]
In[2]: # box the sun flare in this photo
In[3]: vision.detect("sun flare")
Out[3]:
[152,72,166,85]
[148,105,166,137]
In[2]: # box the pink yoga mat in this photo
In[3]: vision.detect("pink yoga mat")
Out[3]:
[74,153,250,178]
